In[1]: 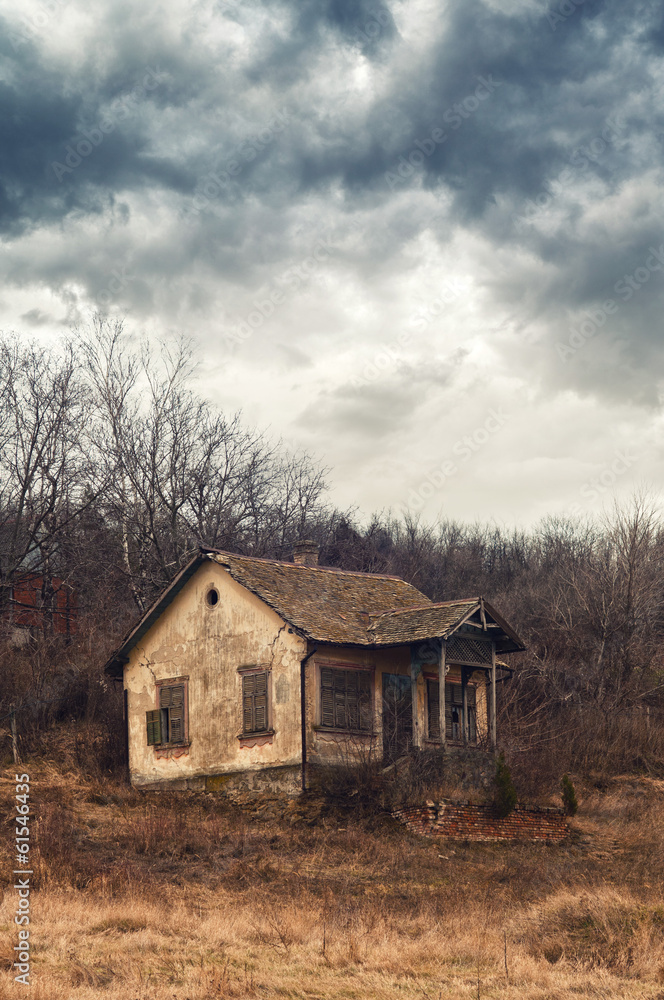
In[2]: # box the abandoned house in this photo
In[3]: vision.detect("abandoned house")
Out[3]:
[8,572,77,638]
[104,542,525,793]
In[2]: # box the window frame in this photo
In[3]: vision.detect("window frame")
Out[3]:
[241,669,270,735]
[147,677,189,748]
[445,681,477,743]
[237,664,274,744]
[316,661,374,734]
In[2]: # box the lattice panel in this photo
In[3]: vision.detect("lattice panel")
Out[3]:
[446,636,491,665]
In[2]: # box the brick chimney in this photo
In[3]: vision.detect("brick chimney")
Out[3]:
[293,540,319,566]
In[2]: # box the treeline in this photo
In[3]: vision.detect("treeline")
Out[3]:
[1,320,663,781]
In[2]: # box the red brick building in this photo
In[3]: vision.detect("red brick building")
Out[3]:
[9,573,77,636]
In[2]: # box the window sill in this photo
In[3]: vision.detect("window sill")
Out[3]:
[237,730,275,748]
[153,742,190,759]
[313,726,377,738]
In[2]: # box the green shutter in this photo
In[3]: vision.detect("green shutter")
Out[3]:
[146,709,161,746]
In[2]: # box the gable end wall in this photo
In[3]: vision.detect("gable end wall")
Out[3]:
[124,561,306,787]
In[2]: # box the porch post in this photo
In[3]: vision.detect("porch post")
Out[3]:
[410,646,421,749]
[490,641,497,749]
[461,666,468,745]
[438,639,446,747]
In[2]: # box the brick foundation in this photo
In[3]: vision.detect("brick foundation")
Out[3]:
[393,800,569,842]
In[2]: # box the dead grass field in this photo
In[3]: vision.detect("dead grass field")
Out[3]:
[2,762,664,1000]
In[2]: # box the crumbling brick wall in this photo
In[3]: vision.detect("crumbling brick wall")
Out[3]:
[393,800,568,841]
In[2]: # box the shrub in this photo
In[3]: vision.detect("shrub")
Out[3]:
[493,752,518,818]
[561,773,578,815]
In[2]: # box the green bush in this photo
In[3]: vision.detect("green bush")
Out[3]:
[561,773,578,816]
[493,752,518,818]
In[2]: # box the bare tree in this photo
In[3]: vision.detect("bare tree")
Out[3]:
[78,318,332,608]
[0,334,94,624]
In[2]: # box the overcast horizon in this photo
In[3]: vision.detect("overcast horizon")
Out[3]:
[1,0,663,528]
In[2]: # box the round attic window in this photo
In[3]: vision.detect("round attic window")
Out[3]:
[206,587,219,607]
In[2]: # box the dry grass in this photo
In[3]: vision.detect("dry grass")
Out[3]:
[1,763,664,999]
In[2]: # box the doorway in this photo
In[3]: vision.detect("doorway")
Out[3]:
[382,673,412,763]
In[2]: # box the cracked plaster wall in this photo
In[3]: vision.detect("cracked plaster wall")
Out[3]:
[124,561,306,787]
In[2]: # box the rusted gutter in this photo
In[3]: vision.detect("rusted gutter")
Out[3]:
[300,645,318,793]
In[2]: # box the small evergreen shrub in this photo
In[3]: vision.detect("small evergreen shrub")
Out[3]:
[561,774,578,816]
[493,752,518,818]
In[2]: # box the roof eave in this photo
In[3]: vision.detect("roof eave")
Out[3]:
[102,553,207,677]
[481,599,527,652]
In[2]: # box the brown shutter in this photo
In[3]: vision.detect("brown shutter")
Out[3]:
[243,674,255,733]
[320,668,335,728]
[146,709,161,746]
[428,680,440,740]
[254,672,268,732]
[359,671,371,731]
[159,686,172,708]
[169,686,185,743]
[346,673,359,730]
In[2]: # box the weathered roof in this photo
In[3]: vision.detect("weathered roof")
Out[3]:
[103,547,524,676]
[368,600,480,644]
[208,549,430,644]
[368,598,525,652]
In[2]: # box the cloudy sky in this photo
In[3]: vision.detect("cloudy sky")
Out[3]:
[2,0,664,526]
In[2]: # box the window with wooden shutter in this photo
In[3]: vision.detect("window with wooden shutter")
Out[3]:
[146,709,161,746]
[320,668,335,728]
[242,671,269,734]
[147,682,188,746]
[319,667,372,732]
[427,680,440,740]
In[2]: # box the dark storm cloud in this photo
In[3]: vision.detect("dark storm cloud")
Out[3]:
[2,0,664,412]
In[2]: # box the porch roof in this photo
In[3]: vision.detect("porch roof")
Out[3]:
[367,599,525,652]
